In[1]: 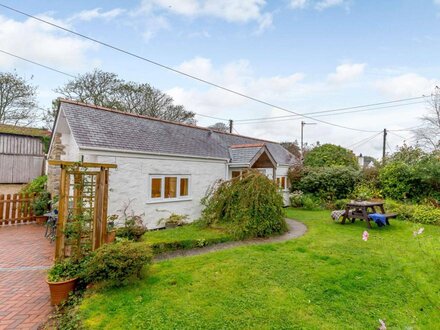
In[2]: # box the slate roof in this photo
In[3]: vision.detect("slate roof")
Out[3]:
[229,146,262,164]
[59,100,296,165]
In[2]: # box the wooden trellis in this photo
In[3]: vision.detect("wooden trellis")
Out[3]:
[48,161,117,259]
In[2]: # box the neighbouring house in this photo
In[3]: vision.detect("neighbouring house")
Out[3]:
[0,124,50,184]
[48,100,298,228]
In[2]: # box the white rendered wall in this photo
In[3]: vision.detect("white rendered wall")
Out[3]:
[84,152,228,229]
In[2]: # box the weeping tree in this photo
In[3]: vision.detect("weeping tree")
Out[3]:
[48,69,195,127]
[415,87,440,151]
[0,71,38,126]
[201,171,287,239]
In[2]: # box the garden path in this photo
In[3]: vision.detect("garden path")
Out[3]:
[154,219,307,261]
[0,224,53,330]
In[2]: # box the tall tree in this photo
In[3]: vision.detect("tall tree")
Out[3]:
[0,71,38,126]
[303,143,359,169]
[280,141,301,159]
[208,122,229,133]
[415,87,440,151]
[54,69,195,125]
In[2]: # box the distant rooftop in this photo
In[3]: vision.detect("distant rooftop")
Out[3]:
[0,124,51,138]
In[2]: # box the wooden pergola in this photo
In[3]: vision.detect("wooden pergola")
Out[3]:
[48,161,117,259]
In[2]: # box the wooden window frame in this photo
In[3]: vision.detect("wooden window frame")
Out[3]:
[276,175,288,191]
[148,175,191,202]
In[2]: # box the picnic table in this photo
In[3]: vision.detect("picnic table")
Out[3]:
[341,201,397,228]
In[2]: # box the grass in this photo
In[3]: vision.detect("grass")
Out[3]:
[142,223,233,254]
[79,209,440,329]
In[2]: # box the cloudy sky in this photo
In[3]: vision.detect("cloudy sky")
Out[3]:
[1,0,440,158]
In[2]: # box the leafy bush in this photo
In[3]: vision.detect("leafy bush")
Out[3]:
[84,242,152,287]
[379,162,420,200]
[32,191,51,216]
[115,212,147,241]
[298,166,360,200]
[47,258,87,282]
[157,213,189,227]
[201,171,287,239]
[350,183,382,201]
[303,144,359,169]
[384,200,415,221]
[20,175,47,194]
[412,205,440,225]
[289,191,323,210]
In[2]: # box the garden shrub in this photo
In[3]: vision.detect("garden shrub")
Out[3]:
[303,144,359,169]
[379,162,420,200]
[115,213,147,241]
[298,166,360,200]
[384,200,415,221]
[350,183,382,201]
[84,242,152,287]
[20,175,47,194]
[412,205,440,226]
[201,171,287,239]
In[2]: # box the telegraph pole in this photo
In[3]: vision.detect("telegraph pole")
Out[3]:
[229,119,233,133]
[382,128,387,164]
[301,121,316,159]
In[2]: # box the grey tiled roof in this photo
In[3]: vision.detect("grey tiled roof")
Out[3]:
[60,101,297,165]
[229,147,261,164]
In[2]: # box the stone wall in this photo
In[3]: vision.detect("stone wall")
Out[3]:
[47,133,65,196]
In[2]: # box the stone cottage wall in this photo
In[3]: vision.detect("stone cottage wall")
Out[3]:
[47,133,65,196]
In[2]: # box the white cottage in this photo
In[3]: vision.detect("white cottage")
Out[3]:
[48,100,297,228]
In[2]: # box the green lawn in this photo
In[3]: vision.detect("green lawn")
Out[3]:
[142,224,233,254]
[79,209,440,329]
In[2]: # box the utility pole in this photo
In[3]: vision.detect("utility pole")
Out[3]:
[301,121,317,159]
[382,128,387,164]
[229,119,233,133]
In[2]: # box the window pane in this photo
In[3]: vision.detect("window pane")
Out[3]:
[165,177,177,198]
[151,178,162,198]
[276,177,281,187]
[180,178,189,196]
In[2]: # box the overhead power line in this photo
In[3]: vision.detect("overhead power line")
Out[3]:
[0,49,76,78]
[234,96,428,122]
[0,3,382,133]
[234,100,426,125]
[346,131,382,149]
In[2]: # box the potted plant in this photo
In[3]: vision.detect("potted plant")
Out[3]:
[46,258,83,305]
[32,191,51,224]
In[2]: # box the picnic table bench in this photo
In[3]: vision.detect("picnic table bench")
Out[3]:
[341,201,397,228]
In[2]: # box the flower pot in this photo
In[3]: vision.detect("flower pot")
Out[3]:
[35,215,48,225]
[47,278,78,305]
[106,230,116,243]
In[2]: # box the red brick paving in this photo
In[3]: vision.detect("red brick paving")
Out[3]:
[0,224,54,330]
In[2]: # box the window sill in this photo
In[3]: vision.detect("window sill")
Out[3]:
[146,197,193,204]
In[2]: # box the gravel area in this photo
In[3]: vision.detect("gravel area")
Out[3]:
[154,218,307,261]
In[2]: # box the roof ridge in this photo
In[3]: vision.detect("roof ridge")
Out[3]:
[59,99,279,145]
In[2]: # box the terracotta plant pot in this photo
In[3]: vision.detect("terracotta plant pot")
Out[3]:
[47,278,78,305]
[106,230,116,243]
[35,215,48,225]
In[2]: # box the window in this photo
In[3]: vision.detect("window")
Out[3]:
[151,178,162,198]
[276,176,287,190]
[180,177,189,197]
[149,175,190,201]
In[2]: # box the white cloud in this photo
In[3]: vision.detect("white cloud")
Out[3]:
[315,0,346,10]
[0,14,97,69]
[290,0,308,9]
[328,63,366,84]
[434,0,440,5]
[69,8,125,22]
[138,0,272,32]
[142,15,170,41]
[374,73,439,97]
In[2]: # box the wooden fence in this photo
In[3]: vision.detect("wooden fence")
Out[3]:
[0,193,36,225]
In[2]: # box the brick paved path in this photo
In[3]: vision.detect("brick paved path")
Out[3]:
[0,224,54,330]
